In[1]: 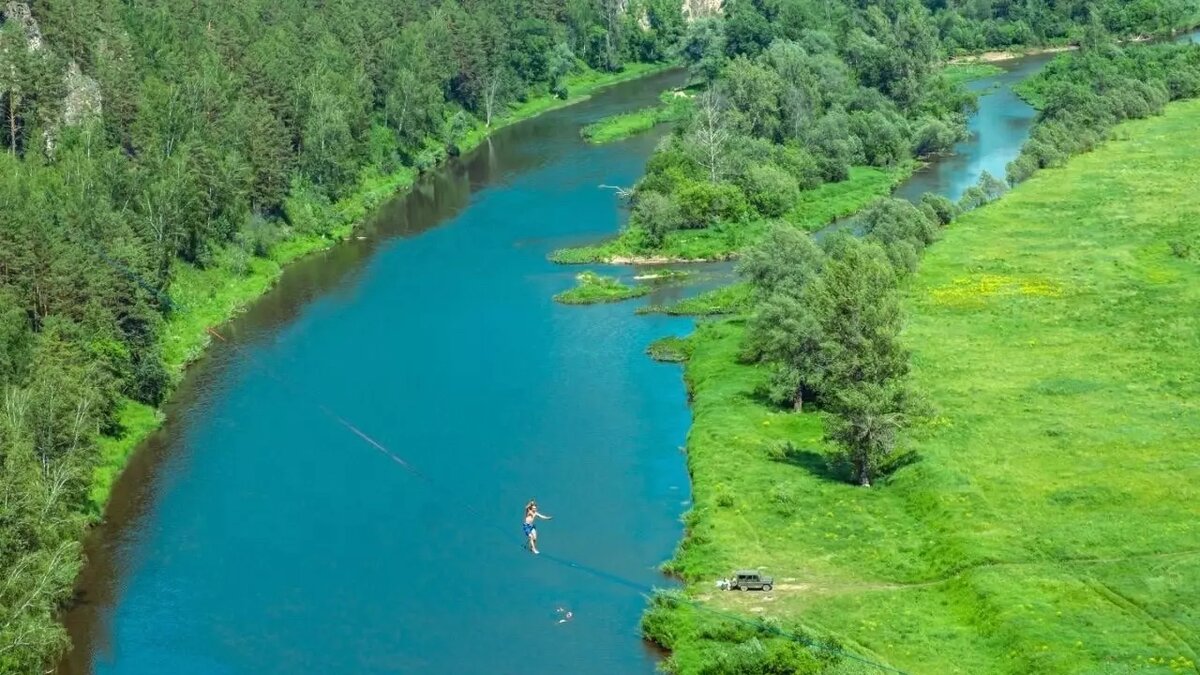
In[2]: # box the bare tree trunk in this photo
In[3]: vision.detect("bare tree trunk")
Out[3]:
[792,390,803,412]
[690,91,729,183]
[7,91,18,155]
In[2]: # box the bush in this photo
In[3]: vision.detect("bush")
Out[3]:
[918,193,959,226]
[764,440,799,462]
[632,191,684,246]
[772,144,823,190]
[714,483,736,508]
[770,482,799,515]
[678,181,750,228]
[912,117,961,156]
[738,164,799,218]
[283,180,334,236]
[242,214,281,258]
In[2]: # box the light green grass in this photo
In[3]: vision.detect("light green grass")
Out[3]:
[654,99,1200,673]
[552,164,913,264]
[581,90,693,144]
[942,62,1006,85]
[553,271,649,304]
[647,336,691,363]
[88,64,673,510]
[638,283,751,316]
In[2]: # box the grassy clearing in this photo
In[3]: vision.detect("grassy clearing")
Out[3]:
[638,283,751,316]
[942,62,1006,85]
[553,271,649,304]
[653,100,1200,673]
[552,164,913,264]
[581,90,693,144]
[88,64,672,510]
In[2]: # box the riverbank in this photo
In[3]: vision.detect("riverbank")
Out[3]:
[948,44,1074,64]
[551,163,913,264]
[581,89,693,144]
[88,62,674,510]
[648,98,1200,673]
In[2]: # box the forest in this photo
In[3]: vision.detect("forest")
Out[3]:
[1,0,1198,671]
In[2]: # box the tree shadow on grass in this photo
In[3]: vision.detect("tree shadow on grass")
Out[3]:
[769,442,922,486]
[768,443,849,483]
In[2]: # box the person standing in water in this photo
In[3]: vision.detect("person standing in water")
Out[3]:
[523,499,551,554]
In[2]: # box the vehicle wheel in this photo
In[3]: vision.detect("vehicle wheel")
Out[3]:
[763,584,773,592]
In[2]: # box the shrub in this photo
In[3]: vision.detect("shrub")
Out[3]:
[678,181,750,228]
[764,440,799,462]
[770,482,799,515]
[714,483,736,508]
[632,191,684,246]
[912,117,961,156]
[738,164,799,218]
[242,214,281,258]
[773,144,823,190]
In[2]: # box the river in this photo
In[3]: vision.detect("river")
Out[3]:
[63,68,696,675]
[60,37,1187,673]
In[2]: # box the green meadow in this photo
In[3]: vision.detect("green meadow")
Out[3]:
[657,99,1200,673]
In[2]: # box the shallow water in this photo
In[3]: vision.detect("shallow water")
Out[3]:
[894,53,1056,202]
[62,69,696,675]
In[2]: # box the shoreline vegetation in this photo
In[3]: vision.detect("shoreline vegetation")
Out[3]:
[551,164,914,264]
[580,89,694,144]
[90,62,674,509]
[643,79,1200,675]
[553,271,651,305]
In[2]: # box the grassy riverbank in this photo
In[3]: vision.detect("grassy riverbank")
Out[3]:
[551,164,913,264]
[88,64,674,510]
[581,89,693,144]
[652,99,1200,672]
[941,62,1005,84]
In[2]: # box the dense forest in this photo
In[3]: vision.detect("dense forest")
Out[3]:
[1,0,1198,671]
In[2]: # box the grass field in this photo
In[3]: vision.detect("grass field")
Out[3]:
[552,164,913,264]
[655,99,1200,673]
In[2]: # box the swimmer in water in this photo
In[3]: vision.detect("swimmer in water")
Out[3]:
[523,499,552,554]
[556,607,573,624]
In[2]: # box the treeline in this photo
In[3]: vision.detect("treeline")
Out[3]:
[930,0,1200,54]
[622,0,976,249]
[1008,38,1200,184]
[0,0,677,670]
